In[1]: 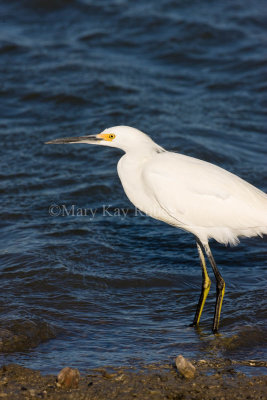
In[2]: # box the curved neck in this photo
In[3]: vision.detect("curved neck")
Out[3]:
[123,142,166,157]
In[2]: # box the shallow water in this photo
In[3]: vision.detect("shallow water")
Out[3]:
[0,0,267,374]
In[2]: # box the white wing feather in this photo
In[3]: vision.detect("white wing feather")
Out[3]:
[142,152,267,244]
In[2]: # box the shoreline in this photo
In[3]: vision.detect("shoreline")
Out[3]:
[1,358,266,399]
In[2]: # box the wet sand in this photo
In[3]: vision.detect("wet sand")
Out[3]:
[0,358,266,400]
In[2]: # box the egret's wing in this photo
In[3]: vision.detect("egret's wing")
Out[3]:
[142,152,266,229]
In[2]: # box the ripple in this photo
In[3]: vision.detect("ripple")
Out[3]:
[0,41,21,54]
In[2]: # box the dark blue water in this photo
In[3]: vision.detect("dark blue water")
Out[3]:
[0,0,267,374]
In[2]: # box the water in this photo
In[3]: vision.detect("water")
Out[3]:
[0,0,267,374]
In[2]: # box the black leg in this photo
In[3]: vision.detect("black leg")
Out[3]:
[203,242,225,333]
[192,238,211,326]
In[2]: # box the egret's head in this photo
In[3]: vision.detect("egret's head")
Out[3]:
[45,126,158,153]
[97,126,156,151]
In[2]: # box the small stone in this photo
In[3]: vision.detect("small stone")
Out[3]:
[0,377,8,385]
[102,370,113,379]
[29,389,35,397]
[56,367,80,389]
[115,374,125,381]
[149,389,161,395]
[175,355,196,379]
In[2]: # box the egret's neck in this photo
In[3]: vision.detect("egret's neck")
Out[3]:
[123,142,165,159]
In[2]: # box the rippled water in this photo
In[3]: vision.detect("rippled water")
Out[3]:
[0,0,267,373]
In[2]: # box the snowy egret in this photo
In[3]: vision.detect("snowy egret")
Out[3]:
[46,126,267,332]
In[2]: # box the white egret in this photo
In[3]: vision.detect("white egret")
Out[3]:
[46,126,267,332]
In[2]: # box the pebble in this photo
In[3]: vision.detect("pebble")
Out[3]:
[0,377,8,385]
[114,373,125,381]
[56,367,80,389]
[175,355,196,379]
[102,370,113,379]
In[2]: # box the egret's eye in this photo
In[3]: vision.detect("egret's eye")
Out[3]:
[99,133,116,141]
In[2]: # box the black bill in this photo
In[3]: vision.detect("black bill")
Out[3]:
[45,135,103,144]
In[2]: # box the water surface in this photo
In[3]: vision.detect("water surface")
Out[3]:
[0,0,266,373]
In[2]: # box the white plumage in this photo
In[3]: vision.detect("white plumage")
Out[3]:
[46,125,267,332]
[130,151,267,246]
[112,126,267,246]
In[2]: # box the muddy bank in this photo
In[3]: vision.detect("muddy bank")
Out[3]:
[0,358,266,400]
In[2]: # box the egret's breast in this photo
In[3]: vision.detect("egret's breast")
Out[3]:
[117,155,178,225]
[117,155,150,211]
